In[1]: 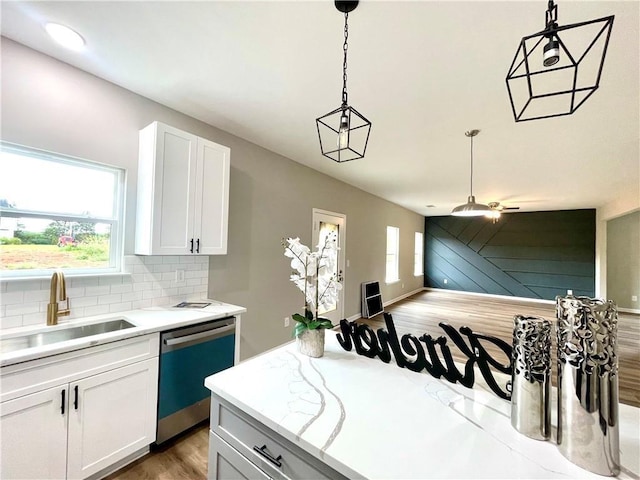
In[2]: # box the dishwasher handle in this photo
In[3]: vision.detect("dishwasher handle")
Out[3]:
[163,324,235,347]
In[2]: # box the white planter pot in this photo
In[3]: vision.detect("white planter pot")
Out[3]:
[297,329,325,358]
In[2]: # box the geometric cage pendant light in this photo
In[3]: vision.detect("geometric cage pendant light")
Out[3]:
[451,130,492,217]
[506,0,614,122]
[316,1,372,162]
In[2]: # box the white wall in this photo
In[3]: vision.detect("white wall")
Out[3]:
[1,39,425,359]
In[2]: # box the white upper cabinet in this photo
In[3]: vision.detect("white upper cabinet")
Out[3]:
[136,121,230,255]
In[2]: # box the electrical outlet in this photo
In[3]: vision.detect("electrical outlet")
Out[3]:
[567,289,573,295]
[175,269,185,283]
[284,317,290,327]
[632,295,638,302]
[402,283,405,289]
[443,279,448,284]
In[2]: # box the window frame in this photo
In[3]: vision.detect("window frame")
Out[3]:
[385,225,400,284]
[414,231,424,276]
[0,142,126,278]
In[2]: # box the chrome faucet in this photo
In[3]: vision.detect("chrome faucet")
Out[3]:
[47,271,70,325]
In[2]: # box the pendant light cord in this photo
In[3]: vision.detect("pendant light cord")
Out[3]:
[342,12,349,107]
[469,134,474,197]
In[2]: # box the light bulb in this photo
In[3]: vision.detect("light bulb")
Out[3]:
[45,23,85,51]
[337,112,349,149]
[543,38,560,67]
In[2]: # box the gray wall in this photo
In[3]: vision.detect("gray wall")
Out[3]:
[607,211,640,309]
[1,39,424,359]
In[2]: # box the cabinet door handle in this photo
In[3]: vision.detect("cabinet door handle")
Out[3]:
[190,238,194,253]
[196,238,200,254]
[73,385,79,410]
[253,444,283,468]
[61,389,66,415]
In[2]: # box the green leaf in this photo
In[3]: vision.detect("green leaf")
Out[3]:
[294,323,307,338]
[305,309,314,321]
[316,319,334,329]
[292,313,308,325]
[304,318,334,330]
[307,320,322,329]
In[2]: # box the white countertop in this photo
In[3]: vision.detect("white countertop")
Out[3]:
[205,331,640,480]
[0,300,246,367]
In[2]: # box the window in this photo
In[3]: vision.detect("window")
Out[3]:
[414,232,424,276]
[385,226,399,283]
[0,142,125,277]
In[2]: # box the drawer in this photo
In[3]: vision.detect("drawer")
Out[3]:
[210,395,347,480]
[1,333,160,403]
[208,430,271,480]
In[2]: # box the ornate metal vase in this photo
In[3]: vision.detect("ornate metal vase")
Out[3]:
[297,329,325,358]
[510,315,551,440]
[556,295,620,476]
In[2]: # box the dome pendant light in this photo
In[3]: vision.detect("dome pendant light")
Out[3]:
[316,1,372,163]
[451,130,492,217]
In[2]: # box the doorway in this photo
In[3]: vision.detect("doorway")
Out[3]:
[312,209,346,324]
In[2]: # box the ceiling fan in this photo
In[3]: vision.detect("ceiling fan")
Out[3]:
[486,201,520,222]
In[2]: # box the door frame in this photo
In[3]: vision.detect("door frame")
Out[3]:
[312,208,346,323]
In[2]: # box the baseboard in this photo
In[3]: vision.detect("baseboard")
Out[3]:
[423,287,556,305]
[424,287,640,314]
[383,287,425,308]
[619,307,640,315]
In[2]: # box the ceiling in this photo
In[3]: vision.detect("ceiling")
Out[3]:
[1,1,638,217]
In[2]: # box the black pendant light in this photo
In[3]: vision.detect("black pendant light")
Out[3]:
[506,0,614,122]
[451,130,492,217]
[316,1,371,163]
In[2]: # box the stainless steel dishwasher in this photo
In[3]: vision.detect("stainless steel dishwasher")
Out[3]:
[156,316,235,444]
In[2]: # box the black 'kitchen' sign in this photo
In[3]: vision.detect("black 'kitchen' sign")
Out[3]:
[336,313,513,400]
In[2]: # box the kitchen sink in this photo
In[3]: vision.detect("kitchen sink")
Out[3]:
[0,319,136,354]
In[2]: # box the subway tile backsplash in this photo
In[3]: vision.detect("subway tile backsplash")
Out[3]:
[0,255,209,330]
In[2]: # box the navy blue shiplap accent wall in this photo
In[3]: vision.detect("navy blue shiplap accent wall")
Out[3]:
[424,209,596,300]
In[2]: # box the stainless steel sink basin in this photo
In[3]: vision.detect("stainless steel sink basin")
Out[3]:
[0,319,136,354]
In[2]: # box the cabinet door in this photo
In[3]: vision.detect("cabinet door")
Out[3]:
[137,122,199,255]
[193,138,230,255]
[0,385,68,480]
[66,358,159,479]
[208,430,271,480]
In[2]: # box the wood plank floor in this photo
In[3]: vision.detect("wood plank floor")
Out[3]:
[107,290,639,479]
[105,422,209,480]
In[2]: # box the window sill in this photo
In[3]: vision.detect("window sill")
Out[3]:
[385,279,401,285]
[0,272,131,283]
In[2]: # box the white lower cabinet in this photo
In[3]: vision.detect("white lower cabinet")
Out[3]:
[1,385,68,480]
[0,334,160,480]
[67,359,158,479]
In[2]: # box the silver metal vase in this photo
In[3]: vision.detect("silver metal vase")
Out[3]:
[510,315,551,440]
[556,295,620,476]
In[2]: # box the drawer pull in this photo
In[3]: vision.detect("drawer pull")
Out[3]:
[253,444,283,468]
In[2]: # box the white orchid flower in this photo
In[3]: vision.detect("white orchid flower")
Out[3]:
[283,234,341,323]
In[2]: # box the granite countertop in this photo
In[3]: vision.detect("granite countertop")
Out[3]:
[0,300,246,367]
[205,331,640,480]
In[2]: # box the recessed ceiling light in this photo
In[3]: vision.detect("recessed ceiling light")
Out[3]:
[45,22,85,51]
